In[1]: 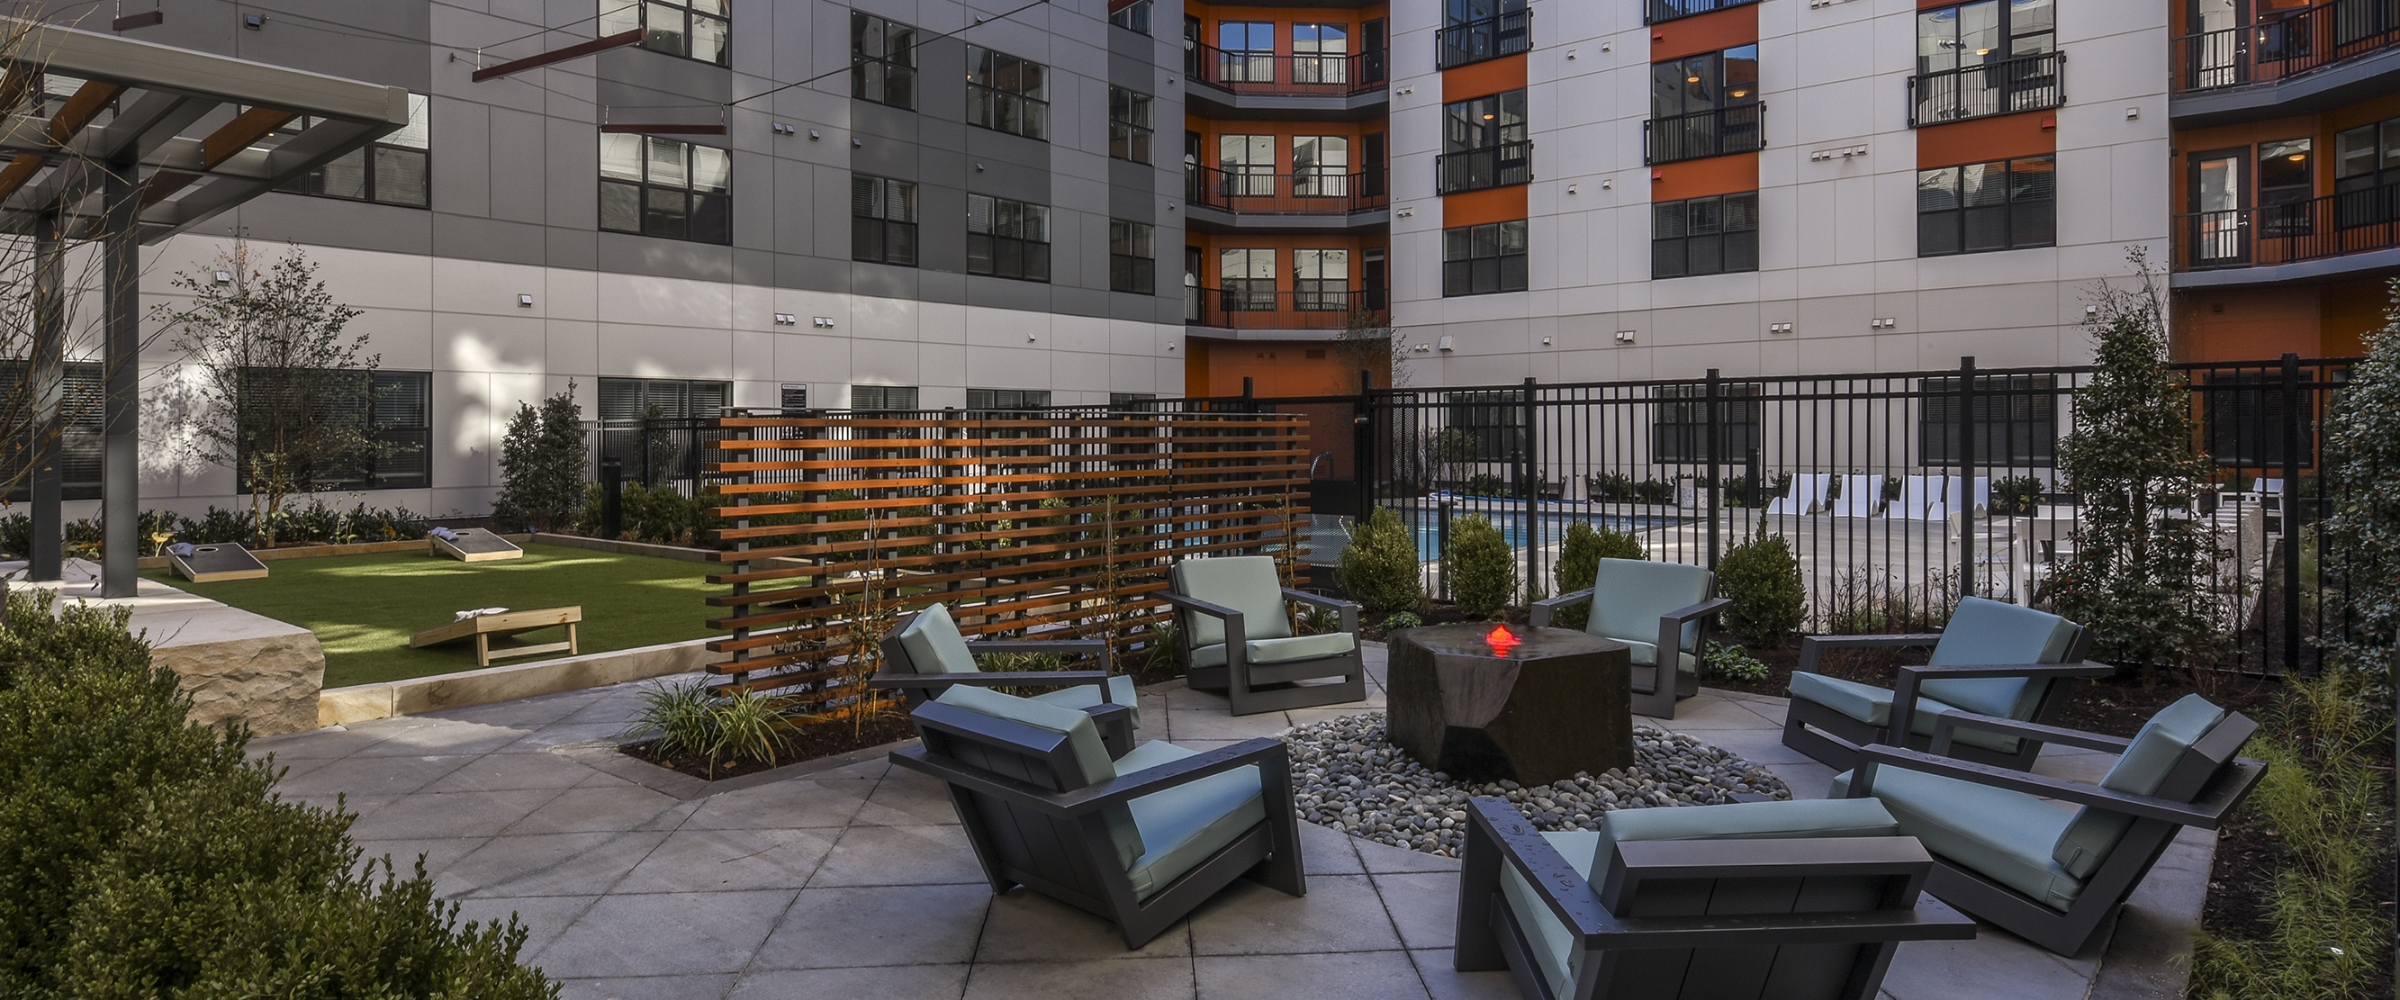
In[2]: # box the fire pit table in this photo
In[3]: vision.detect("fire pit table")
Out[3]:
[1386,624,1633,785]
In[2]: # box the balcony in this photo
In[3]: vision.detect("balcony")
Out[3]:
[2171,190,2400,287]
[1183,43,1387,120]
[1185,167,1389,233]
[1908,52,2065,127]
[1643,105,1764,166]
[1187,287,1386,333]
[2173,0,2400,126]
[1435,141,1532,195]
[1645,0,1759,25]
[1436,10,1531,70]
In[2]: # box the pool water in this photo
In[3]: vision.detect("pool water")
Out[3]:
[1408,511,1688,560]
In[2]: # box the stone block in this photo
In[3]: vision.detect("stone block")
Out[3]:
[152,625,328,737]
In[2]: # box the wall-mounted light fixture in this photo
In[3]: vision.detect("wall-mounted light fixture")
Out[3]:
[774,313,797,326]
[517,293,534,307]
[1871,318,1897,330]
[1437,336,1455,352]
[212,270,232,284]
[1614,330,1637,344]
[1768,322,1794,335]
[812,316,834,328]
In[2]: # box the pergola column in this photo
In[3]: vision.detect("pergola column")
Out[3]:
[101,163,137,598]
[27,210,61,581]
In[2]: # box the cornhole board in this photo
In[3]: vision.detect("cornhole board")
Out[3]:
[410,606,582,667]
[432,528,524,562]
[169,543,269,583]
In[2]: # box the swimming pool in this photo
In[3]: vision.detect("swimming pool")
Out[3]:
[1403,509,1690,560]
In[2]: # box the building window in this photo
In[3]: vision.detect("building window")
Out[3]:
[1110,220,1155,294]
[1217,21,1276,83]
[967,194,1051,282]
[1912,0,2059,125]
[1648,0,1761,25]
[234,370,434,493]
[2198,372,2315,469]
[1652,193,1757,279]
[1646,46,1761,165]
[966,45,1048,140]
[1109,87,1154,163]
[601,0,728,65]
[1917,156,2054,256]
[968,388,1053,410]
[1219,134,1276,196]
[1444,220,1528,296]
[277,93,431,208]
[1294,248,1350,310]
[852,175,918,266]
[2258,139,2315,238]
[1652,383,1761,465]
[1447,390,1524,462]
[852,13,917,109]
[1109,391,1160,408]
[0,360,98,501]
[1438,0,1529,70]
[1439,90,1529,194]
[850,385,920,411]
[2334,116,2400,227]
[1109,0,1152,34]
[1293,23,1349,85]
[600,134,730,244]
[1919,374,2058,466]
[1219,248,1276,310]
[1293,136,1350,197]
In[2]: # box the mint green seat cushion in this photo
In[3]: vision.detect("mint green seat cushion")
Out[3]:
[1831,766,2086,911]
[1786,671,2020,754]
[1615,640,1698,675]
[934,686,1145,870]
[1173,556,1293,649]
[1585,558,1712,674]
[1498,799,1901,997]
[1918,597,2082,720]
[897,603,979,675]
[2051,694,2225,878]
[1028,674,1142,729]
[1114,740,1268,900]
[1188,632,1356,670]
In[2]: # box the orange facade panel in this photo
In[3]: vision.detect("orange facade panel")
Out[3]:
[1917,111,2058,168]
[1184,339,1374,398]
[1651,151,1758,202]
[1442,184,1528,227]
[1651,4,1758,62]
[1441,53,1526,101]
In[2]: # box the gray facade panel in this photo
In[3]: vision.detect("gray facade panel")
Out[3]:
[1109,40,1155,81]
[731,149,775,250]
[779,253,850,295]
[969,161,1053,208]
[732,248,777,288]
[432,214,549,267]
[849,262,918,301]
[234,195,437,257]
[1051,286,1110,320]
[813,163,852,261]
[545,117,599,230]
[593,48,735,107]
[776,158,816,255]
[488,107,549,226]
[432,99,491,218]
[853,100,922,145]
[918,37,968,122]
[851,127,921,180]
[965,128,1051,174]
[546,228,599,272]
[916,269,966,305]
[967,276,1055,314]
[918,183,969,274]
[594,232,734,283]
[1108,160,1154,220]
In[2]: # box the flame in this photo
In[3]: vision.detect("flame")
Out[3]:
[1486,625,1521,653]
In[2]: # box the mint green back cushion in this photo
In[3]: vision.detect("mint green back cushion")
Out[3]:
[1921,597,2081,719]
[896,603,979,675]
[1172,556,1292,649]
[933,686,1145,870]
[1586,558,1712,653]
[2051,694,2225,878]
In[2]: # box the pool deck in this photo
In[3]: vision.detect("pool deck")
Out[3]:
[249,642,2212,1000]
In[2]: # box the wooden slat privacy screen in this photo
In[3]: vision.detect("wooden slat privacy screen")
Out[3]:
[701,410,1311,711]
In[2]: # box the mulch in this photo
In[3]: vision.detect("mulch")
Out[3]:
[620,709,920,781]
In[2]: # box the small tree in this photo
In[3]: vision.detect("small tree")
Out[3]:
[1550,521,1645,630]
[1337,506,1424,613]
[2316,281,2400,694]
[1446,514,1515,619]
[162,242,370,546]
[1333,309,1412,388]
[495,385,588,533]
[1718,531,1807,647]
[2045,250,2225,678]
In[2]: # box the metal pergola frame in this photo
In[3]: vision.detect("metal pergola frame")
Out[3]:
[0,17,409,596]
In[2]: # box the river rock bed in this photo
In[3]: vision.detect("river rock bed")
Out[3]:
[1283,712,1793,857]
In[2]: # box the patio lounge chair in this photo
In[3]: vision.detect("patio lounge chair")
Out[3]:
[1781,596,2108,771]
[1828,474,1884,518]
[1454,796,1977,1000]
[1834,694,2265,956]
[890,685,1306,949]
[870,603,1140,755]
[1925,475,1990,525]
[1892,475,1944,520]
[1162,555,1366,716]
[1765,473,1833,516]
[1530,557,1729,719]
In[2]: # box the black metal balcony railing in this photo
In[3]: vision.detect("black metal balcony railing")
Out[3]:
[1185,42,1387,96]
[1437,9,1531,70]
[1435,140,1532,195]
[2174,188,2400,271]
[1645,0,1761,25]
[1185,166,1388,216]
[1642,105,1764,165]
[1186,287,1386,329]
[1909,51,2065,127]
[2176,0,2400,93]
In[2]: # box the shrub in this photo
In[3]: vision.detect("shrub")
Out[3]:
[1381,610,1423,630]
[0,590,555,997]
[1551,521,1645,631]
[496,385,590,533]
[1297,606,1341,636]
[1445,514,1515,620]
[1337,507,1425,614]
[1462,472,1507,497]
[2316,284,2400,692]
[1989,474,2046,516]
[1718,531,1806,646]
[1702,641,1768,683]
[619,679,794,779]
[618,483,712,547]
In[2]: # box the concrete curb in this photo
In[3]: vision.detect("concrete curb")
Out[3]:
[318,637,713,727]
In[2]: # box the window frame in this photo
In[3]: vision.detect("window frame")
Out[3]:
[276,93,431,209]
[967,388,1053,411]
[1110,219,1156,295]
[2334,116,2400,228]
[1293,248,1351,311]
[231,368,433,493]
[1651,192,1759,279]
[1652,382,1762,465]
[850,385,921,412]
[1108,0,1153,34]
[852,174,919,267]
[2197,371,2316,470]
[1918,373,2059,467]
[1109,87,1154,164]
[599,133,732,245]
[1446,389,1525,463]
[1916,155,2056,257]
[1442,220,1529,297]
[851,12,919,110]
[966,194,1053,282]
[966,45,1050,140]
[1218,247,1277,310]
[601,0,730,66]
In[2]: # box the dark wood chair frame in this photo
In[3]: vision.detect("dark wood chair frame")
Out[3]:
[1528,588,1731,719]
[1160,586,1366,716]
[1844,709,2266,957]
[1781,626,2108,772]
[890,700,1307,949]
[869,609,1136,755]
[1454,798,1977,1000]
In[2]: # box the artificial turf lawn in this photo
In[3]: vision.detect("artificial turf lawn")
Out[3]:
[144,543,720,688]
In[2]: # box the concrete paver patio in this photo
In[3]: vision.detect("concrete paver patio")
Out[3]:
[251,644,2211,1000]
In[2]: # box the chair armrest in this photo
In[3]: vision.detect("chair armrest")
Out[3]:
[866,670,1112,692]
[891,738,1290,818]
[1529,589,1594,629]
[1889,661,2116,748]
[1661,596,1733,626]
[1467,797,1614,938]
[964,639,1113,676]
[1851,744,2253,828]
[1283,589,1360,635]
[1157,591,1244,619]
[1796,633,1944,674]
[1595,904,1978,949]
[1923,710,2133,757]
[1157,591,1248,652]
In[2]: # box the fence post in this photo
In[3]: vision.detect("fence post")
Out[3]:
[2280,351,2303,675]
[1746,447,1761,510]
[1355,369,1375,522]
[1438,498,1454,603]
[1958,357,1977,602]
[599,458,623,540]
[1705,368,1721,570]
[1522,376,1539,600]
